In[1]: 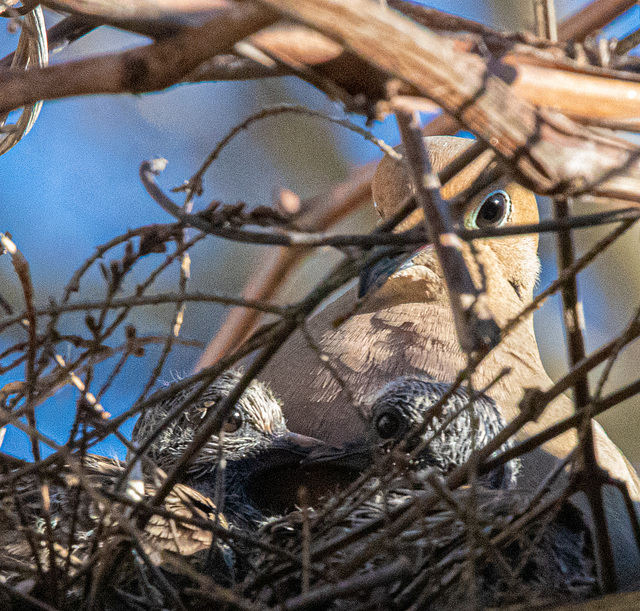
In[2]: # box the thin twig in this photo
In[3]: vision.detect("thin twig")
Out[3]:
[181,104,400,199]
[394,109,499,353]
[282,556,412,611]
[554,196,615,591]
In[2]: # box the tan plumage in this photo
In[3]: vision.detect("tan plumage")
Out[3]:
[258,136,640,583]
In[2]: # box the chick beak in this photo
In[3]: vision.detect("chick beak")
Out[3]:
[301,439,373,471]
[245,434,367,515]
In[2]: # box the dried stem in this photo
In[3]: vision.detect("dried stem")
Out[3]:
[395,108,499,353]
[553,197,615,591]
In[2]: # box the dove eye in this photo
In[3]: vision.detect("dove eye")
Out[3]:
[222,409,243,434]
[375,411,402,439]
[466,190,511,230]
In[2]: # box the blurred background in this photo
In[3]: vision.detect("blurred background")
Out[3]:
[2,0,640,466]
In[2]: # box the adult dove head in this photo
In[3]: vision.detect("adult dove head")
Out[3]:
[370,135,540,314]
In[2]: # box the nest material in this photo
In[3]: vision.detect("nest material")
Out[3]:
[0,468,595,610]
[0,455,232,609]
[2,2,639,608]
[247,473,597,611]
[0,373,599,611]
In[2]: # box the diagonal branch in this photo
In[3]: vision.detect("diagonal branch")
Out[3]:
[554,197,616,592]
[0,2,276,110]
[256,0,640,200]
[395,109,499,353]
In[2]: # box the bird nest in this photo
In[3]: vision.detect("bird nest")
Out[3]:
[1,0,640,610]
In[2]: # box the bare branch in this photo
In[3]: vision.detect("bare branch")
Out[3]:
[0,3,276,111]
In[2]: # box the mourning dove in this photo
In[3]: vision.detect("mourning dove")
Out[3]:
[257,136,640,583]
[254,375,596,609]
[368,374,518,489]
[0,370,351,605]
[132,369,359,523]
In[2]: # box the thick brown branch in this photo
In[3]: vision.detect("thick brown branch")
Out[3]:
[0,2,276,110]
[40,0,228,20]
[554,197,616,591]
[7,2,640,127]
[558,0,637,43]
[256,0,640,200]
[248,20,640,121]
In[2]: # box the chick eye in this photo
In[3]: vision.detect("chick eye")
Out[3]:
[375,412,401,439]
[222,409,243,434]
[467,190,511,229]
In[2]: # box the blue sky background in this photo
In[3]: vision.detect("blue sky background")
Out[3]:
[2,0,640,463]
